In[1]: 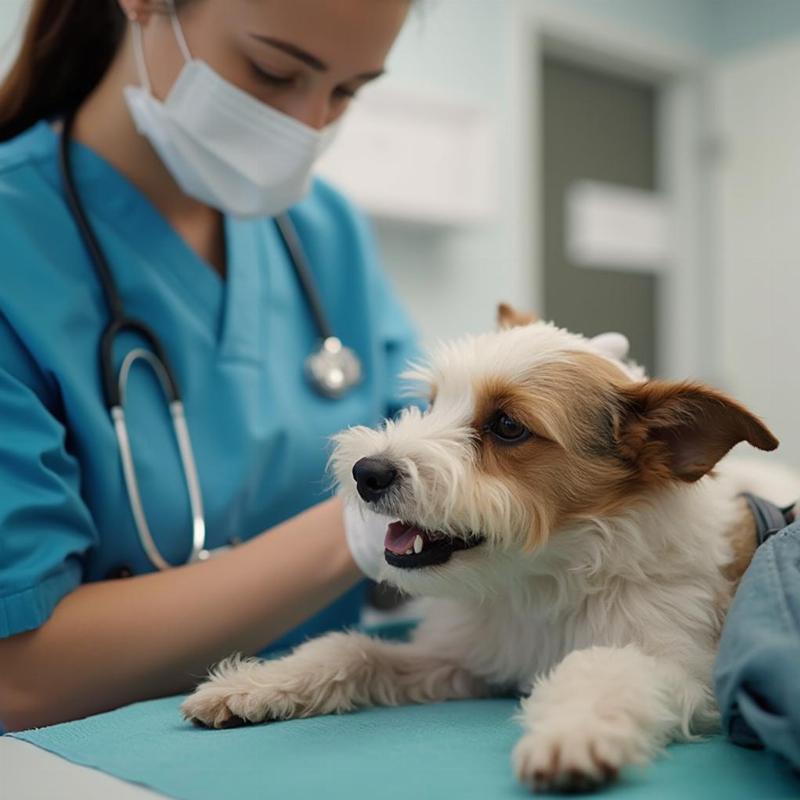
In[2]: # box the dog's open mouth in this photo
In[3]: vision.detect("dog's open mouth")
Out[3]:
[384,522,485,569]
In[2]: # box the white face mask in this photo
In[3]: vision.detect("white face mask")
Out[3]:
[123,10,339,218]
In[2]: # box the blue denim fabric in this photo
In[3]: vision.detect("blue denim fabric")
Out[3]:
[714,520,800,769]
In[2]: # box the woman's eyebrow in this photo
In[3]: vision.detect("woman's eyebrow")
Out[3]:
[249,34,386,81]
[250,35,329,71]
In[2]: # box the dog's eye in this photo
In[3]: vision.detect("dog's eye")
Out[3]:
[486,413,532,444]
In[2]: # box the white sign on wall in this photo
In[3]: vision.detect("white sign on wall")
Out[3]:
[316,86,497,226]
[566,180,672,272]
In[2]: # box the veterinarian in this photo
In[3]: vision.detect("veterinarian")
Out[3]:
[0,0,416,731]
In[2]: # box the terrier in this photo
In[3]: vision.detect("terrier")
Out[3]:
[182,306,797,793]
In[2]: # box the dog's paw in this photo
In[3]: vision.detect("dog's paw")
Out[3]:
[181,683,258,729]
[180,655,309,729]
[512,720,648,794]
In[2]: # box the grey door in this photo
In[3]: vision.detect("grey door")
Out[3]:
[541,57,659,374]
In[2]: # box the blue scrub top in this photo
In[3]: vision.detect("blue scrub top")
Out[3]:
[0,121,419,651]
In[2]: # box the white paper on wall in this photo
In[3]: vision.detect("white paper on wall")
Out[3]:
[565,180,672,272]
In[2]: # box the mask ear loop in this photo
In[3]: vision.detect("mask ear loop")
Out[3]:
[131,22,153,94]
[131,2,192,95]
[167,0,193,62]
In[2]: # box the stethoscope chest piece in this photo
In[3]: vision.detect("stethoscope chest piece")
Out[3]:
[306,336,362,398]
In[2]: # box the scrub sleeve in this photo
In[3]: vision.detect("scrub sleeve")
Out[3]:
[0,316,98,637]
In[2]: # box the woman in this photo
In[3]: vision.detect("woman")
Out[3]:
[0,0,416,731]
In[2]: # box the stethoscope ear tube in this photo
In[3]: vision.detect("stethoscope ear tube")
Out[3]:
[275,214,333,341]
[275,213,364,399]
[59,114,125,322]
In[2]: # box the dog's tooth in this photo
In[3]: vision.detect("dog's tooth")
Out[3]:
[413,534,424,554]
[405,548,413,555]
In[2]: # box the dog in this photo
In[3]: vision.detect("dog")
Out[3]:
[182,305,799,793]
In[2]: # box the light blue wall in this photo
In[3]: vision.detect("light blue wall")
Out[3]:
[706,0,800,55]
[558,0,800,56]
[558,0,712,52]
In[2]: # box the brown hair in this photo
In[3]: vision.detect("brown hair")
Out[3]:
[0,2,199,142]
[0,0,130,141]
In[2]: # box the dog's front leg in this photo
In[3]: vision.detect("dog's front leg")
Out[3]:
[512,645,712,793]
[182,631,486,728]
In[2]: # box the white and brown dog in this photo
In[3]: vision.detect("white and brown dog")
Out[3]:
[182,306,799,793]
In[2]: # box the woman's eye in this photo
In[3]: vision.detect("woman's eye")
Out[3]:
[334,85,358,100]
[250,63,295,87]
[486,413,532,444]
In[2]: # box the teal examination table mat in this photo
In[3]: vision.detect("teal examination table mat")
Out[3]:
[8,695,800,800]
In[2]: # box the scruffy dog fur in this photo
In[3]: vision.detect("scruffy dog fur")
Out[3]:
[182,306,799,793]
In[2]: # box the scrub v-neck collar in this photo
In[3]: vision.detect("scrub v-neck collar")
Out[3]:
[28,121,265,364]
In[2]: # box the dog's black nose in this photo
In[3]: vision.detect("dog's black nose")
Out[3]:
[352,457,398,503]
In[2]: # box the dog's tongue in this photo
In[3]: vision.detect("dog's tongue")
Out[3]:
[385,522,424,555]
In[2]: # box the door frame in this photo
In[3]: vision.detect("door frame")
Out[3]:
[508,1,712,379]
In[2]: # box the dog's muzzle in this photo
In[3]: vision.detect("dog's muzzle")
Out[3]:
[351,457,485,569]
[352,457,398,503]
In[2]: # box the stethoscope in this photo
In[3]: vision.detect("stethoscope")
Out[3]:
[58,114,362,571]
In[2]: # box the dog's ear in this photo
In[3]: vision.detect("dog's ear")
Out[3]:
[590,332,630,362]
[616,381,778,483]
[498,303,538,329]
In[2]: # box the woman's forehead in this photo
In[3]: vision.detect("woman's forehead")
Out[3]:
[229,0,411,73]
